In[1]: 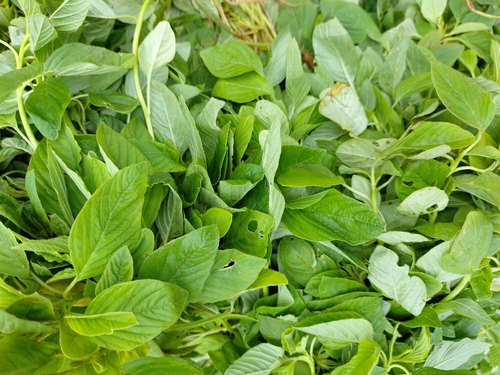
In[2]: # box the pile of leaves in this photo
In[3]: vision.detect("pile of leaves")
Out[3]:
[0,0,499,374]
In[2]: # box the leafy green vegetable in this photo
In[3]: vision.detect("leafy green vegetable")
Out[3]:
[0,0,498,373]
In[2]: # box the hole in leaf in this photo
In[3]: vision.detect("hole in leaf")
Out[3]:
[248,220,258,232]
[257,230,264,238]
[402,180,414,187]
[222,260,235,270]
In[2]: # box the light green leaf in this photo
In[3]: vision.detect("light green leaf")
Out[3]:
[296,318,374,349]
[0,309,54,335]
[49,0,90,32]
[282,189,385,244]
[138,226,219,297]
[431,62,496,130]
[149,81,188,152]
[394,122,474,151]
[421,0,447,24]
[122,357,203,375]
[435,299,494,325]
[441,211,493,275]
[394,327,431,363]
[193,249,267,303]
[368,246,427,315]
[139,21,176,81]
[377,231,429,245]
[25,78,71,140]
[213,72,274,103]
[0,336,57,375]
[27,15,57,52]
[424,338,491,370]
[85,279,188,350]
[0,222,29,278]
[65,312,138,336]
[313,18,358,86]
[319,83,368,135]
[95,246,134,295]
[200,41,263,79]
[225,343,284,375]
[88,91,138,113]
[398,187,449,217]
[96,124,148,169]
[59,318,98,360]
[200,208,232,237]
[224,210,274,258]
[0,278,23,309]
[331,339,381,375]
[69,164,148,280]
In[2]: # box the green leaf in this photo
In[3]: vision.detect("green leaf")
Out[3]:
[435,298,494,325]
[69,164,148,280]
[59,318,98,360]
[421,0,447,24]
[225,343,284,375]
[139,21,176,82]
[138,226,219,297]
[368,246,427,315]
[398,187,449,217]
[85,279,188,350]
[89,91,138,113]
[200,41,263,78]
[319,83,368,135]
[65,312,138,336]
[0,63,43,103]
[313,18,358,86]
[296,318,374,349]
[200,208,232,237]
[213,73,274,103]
[331,339,380,375]
[224,209,274,258]
[25,77,71,140]
[97,124,148,169]
[95,246,134,295]
[193,249,267,303]
[0,222,29,278]
[49,0,90,32]
[0,336,57,375]
[441,211,493,275]
[431,62,496,129]
[0,309,54,335]
[122,357,203,375]
[394,122,475,151]
[282,189,385,244]
[424,338,491,370]
[27,14,57,52]
[149,81,188,152]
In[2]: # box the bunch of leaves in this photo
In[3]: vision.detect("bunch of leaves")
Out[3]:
[0,0,499,374]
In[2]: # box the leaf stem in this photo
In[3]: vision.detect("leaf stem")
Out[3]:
[466,0,500,19]
[16,32,38,151]
[387,363,411,375]
[448,131,483,174]
[63,277,79,299]
[31,271,64,296]
[370,162,379,212]
[164,313,255,332]
[441,275,471,303]
[132,0,155,140]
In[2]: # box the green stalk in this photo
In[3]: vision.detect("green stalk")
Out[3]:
[164,313,254,332]
[16,32,38,151]
[132,0,155,140]
[448,130,483,174]
[441,275,471,303]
